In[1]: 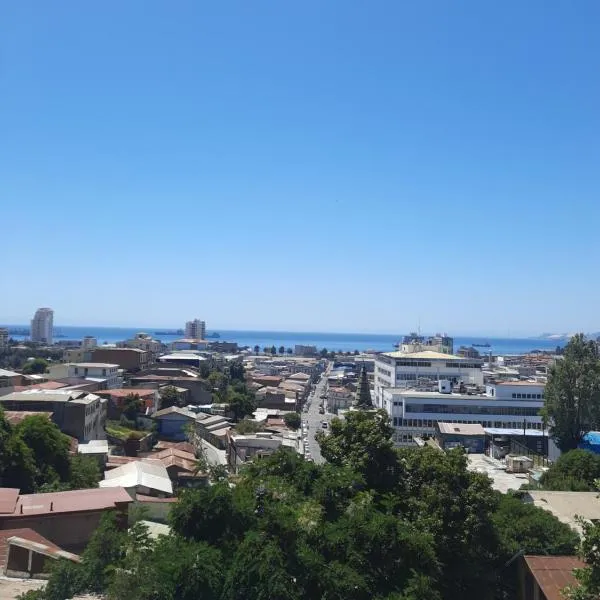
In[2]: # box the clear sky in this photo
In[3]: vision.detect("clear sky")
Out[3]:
[2,1,599,336]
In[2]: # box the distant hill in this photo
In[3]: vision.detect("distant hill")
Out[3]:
[537,332,600,341]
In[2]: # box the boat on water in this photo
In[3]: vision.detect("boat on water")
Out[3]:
[472,343,491,347]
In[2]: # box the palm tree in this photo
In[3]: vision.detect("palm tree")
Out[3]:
[278,345,285,355]
[253,345,260,355]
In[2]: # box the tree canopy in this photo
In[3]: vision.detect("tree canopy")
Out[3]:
[0,409,98,494]
[543,334,600,452]
[22,358,49,374]
[539,449,600,491]
[159,385,180,410]
[27,409,582,600]
[283,412,301,430]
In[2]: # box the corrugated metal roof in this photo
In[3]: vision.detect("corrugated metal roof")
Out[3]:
[11,487,133,517]
[437,422,485,435]
[100,460,173,495]
[0,489,20,514]
[524,555,583,600]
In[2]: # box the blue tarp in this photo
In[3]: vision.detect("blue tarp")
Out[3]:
[579,431,600,453]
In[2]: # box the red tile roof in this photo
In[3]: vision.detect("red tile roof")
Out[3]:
[3,487,133,517]
[524,555,584,600]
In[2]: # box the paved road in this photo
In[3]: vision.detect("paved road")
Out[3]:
[301,366,332,464]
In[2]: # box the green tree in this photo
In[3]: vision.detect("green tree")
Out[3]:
[229,361,245,382]
[68,454,101,490]
[283,412,301,430]
[235,419,263,434]
[494,493,579,597]
[354,365,373,409]
[317,409,400,491]
[319,348,328,358]
[110,532,225,600]
[222,531,301,600]
[394,447,501,600]
[542,334,600,452]
[254,345,260,355]
[278,345,285,355]
[0,410,36,492]
[539,449,600,491]
[78,511,127,593]
[566,512,600,599]
[270,345,277,355]
[16,415,70,489]
[199,360,210,378]
[229,388,257,422]
[263,346,270,355]
[286,348,293,355]
[159,385,180,409]
[21,358,49,374]
[170,483,254,549]
[494,492,579,556]
[122,393,142,422]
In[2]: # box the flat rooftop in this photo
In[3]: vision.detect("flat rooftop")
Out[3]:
[382,350,477,361]
[438,422,485,435]
[524,491,600,533]
[72,362,119,368]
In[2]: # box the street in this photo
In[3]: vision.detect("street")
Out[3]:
[301,365,332,464]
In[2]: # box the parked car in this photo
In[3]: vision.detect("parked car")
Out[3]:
[321,421,328,429]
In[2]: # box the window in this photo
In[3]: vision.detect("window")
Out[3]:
[103,369,107,376]
[74,368,79,375]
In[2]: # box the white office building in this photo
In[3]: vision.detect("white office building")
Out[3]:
[374,350,484,407]
[68,362,121,389]
[30,307,54,344]
[185,319,206,340]
[382,381,545,446]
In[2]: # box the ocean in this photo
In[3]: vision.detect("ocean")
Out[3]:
[4,325,565,355]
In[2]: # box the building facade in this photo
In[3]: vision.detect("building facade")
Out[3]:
[381,381,545,446]
[69,363,121,388]
[184,319,206,340]
[398,333,454,354]
[30,308,54,344]
[120,333,163,360]
[0,328,8,350]
[294,345,317,357]
[0,389,106,441]
[82,336,97,350]
[91,348,150,372]
[374,350,484,407]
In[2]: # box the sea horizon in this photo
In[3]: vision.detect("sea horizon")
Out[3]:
[2,324,567,355]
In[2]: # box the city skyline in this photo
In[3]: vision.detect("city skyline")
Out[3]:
[2,2,600,334]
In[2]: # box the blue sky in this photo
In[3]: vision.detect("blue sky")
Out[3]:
[2,1,599,335]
